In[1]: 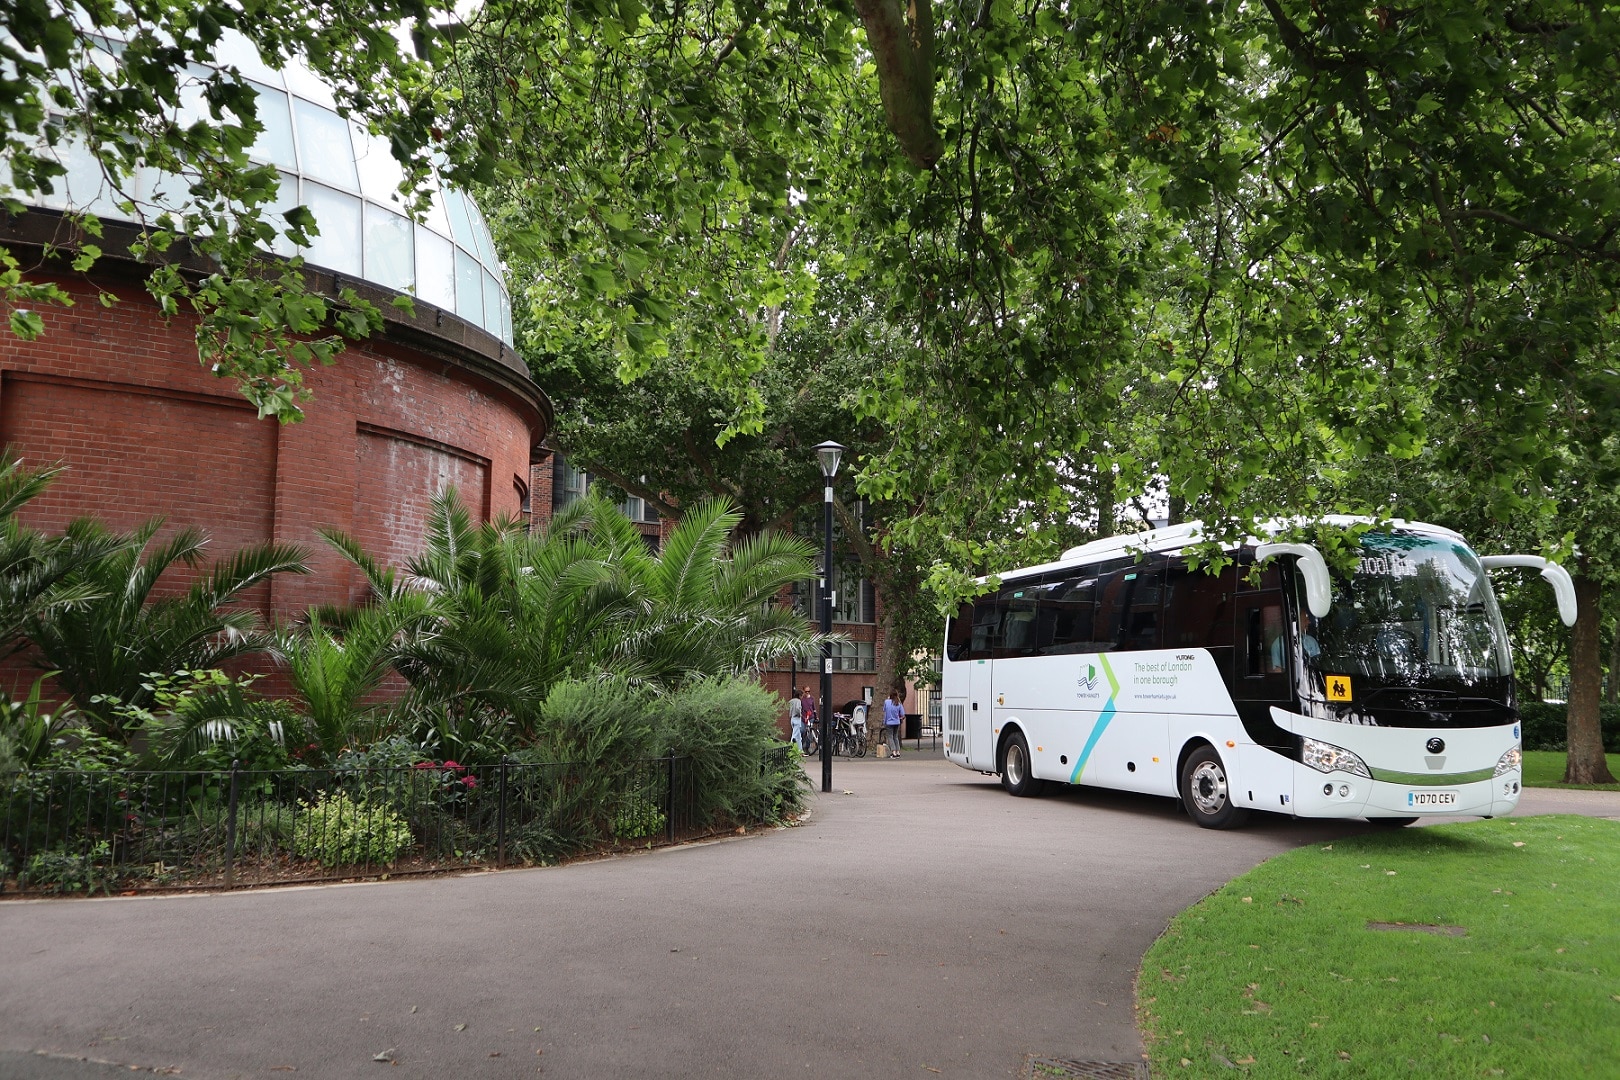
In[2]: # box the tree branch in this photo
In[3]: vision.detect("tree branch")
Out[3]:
[852,0,944,170]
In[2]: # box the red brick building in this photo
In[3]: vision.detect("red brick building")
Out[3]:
[1,45,550,624]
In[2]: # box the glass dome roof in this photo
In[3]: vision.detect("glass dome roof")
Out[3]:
[24,32,514,347]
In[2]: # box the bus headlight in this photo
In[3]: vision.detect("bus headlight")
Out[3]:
[1494,746,1522,776]
[1301,738,1372,778]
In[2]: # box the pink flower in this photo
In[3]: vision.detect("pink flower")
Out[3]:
[460,776,478,789]
[412,761,437,769]
[441,761,462,771]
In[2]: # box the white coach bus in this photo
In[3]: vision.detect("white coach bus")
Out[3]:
[940,519,1576,828]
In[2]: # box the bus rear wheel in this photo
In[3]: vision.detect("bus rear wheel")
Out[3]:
[1180,745,1249,829]
[1000,731,1042,797]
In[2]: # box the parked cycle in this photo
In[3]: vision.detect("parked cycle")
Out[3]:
[800,718,821,759]
[831,711,867,757]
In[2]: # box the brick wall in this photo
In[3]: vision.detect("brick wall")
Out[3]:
[0,275,545,626]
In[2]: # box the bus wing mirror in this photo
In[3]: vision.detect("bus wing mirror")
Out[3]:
[1479,555,1578,628]
[1254,543,1332,618]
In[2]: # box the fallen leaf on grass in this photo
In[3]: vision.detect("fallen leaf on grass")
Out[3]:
[1235,1056,1256,1065]
[1513,841,1525,848]
[1241,896,1252,904]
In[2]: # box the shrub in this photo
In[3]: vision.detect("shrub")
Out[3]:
[21,841,114,894]
[656,676,808,826]
[611,795,666,840]
[290,791,413,867]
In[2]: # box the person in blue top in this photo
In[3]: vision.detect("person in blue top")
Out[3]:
[882,690,904,760]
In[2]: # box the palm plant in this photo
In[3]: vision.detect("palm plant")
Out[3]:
[0,450,125,662]
[324,488,821,752]
[23,518,309,738]
[603,497,824,685]
[275,602,427,760]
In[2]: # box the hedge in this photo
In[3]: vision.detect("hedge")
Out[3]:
[1518,702,1620,753]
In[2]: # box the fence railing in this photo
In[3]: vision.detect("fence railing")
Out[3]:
[3,749,795,897]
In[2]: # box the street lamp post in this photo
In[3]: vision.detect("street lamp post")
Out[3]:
[813,440,844,794]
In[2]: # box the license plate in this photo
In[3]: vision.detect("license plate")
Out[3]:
[1407,790,1458,809]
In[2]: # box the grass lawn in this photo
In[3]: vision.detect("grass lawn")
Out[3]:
[1138,815,1620,1078]
[1521,750,1620,791]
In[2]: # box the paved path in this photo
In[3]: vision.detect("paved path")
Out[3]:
[2,756,1614,1080]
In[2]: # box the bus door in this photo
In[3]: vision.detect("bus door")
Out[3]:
[1230,564,1298,806]
[966,595,1002,769]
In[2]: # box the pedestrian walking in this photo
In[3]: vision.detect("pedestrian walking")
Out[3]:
[801,688,816,737]
[882,690,904,760]
[788,688,805,750]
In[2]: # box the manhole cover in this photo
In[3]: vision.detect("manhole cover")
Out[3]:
[1021,1057,1149,1079]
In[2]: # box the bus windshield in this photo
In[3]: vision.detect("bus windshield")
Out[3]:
[1309,532,1512,694]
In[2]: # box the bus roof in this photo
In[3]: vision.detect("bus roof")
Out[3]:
[986,516,1467,585]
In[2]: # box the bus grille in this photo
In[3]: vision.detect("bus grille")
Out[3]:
[947,704,966,755]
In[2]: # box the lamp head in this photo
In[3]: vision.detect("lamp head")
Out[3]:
[813,440,845,479]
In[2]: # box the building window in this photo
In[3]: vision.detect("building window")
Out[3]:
[831,640,876,673]
[792,565,874,624]
[554,455,589,511]
[621,492,660,524]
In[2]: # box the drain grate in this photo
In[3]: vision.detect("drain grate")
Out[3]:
[1021,1056,1150,1079]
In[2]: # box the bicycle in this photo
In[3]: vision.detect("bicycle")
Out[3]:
[800,717,821,759]
[831,711,867,757]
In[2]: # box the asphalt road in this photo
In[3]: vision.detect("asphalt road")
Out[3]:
[3,755,1613,1080]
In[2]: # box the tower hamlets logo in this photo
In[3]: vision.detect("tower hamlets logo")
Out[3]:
[1078,664,1101,693]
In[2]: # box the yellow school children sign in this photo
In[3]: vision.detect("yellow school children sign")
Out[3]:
[1326,675,1353,702]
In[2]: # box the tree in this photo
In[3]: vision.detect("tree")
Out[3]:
[447,2,1620,555]
[1,1,488,419]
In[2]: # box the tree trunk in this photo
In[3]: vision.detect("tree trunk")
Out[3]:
[871,583,905,749]
[1564,570,1616,784]
[1097,470,1116,538]
[1607,617,1620,705]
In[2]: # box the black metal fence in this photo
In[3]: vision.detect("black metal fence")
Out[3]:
[2,751,795,896]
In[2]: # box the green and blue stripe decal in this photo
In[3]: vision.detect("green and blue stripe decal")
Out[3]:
[1069,654,1120,783]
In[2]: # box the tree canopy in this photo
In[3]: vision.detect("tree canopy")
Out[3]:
[0,0,489,419]
[448,1,1620,566]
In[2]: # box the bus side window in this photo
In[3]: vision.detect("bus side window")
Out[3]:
[1091,569,1130,651]
[946,603,973,661]
[969,598,1003,659]
[996,597,1039,658]
[1120,568,1163,650]
[1041,577,1096,653]
[1163,565,1234,649]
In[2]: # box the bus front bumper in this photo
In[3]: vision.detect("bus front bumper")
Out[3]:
[1293,770,1522,819]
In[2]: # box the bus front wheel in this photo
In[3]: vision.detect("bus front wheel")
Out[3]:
[1179,745,1249,829]
[1000,732,1043,797]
